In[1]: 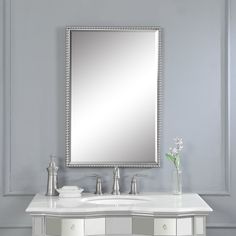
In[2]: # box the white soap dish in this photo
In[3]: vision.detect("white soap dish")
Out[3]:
[58,193,82,198]
[57,186,84,198]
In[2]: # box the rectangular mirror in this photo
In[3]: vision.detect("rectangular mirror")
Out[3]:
[65,26,162,167]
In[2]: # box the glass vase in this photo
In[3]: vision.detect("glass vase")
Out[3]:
[172,169,182,195]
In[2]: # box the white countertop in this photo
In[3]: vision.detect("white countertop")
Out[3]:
[26,193,212,217]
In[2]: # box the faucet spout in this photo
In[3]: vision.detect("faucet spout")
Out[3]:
[111,167,120,195]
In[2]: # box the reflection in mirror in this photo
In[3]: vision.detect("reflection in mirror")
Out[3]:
[65,27,162,167]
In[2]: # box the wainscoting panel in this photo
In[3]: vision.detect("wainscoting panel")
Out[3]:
[0,228,32,236]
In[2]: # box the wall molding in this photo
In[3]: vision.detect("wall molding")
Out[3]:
[3,0,13,196]
[200,191,230,197]
[207,223,236,229]
[221,0,231,197]
[0,226,31,229]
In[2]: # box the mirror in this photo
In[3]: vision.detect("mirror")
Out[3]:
[65,27,162,167]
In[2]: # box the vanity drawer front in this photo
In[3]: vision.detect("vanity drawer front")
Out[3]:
[106,217,132,235]
[61,219,84,236]
[85,218,105,235]
[177,218,192,236]
[154,218,176,235]
[46,217,61,236]
[133,217,154,235]
[45,218,86,236]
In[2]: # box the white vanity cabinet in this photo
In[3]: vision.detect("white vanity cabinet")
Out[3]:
[32,216,205,236]
[26,193,212,236]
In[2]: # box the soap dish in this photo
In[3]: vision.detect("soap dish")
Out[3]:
[57,186,84,198]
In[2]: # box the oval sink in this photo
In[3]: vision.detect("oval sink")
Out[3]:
[83,196,149,205]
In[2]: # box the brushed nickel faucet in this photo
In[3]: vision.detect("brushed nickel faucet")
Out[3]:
[129,174,148,195]
[94,176,103,195]
[111,166,120,195]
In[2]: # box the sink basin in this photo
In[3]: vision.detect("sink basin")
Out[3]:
[82,196,149,205]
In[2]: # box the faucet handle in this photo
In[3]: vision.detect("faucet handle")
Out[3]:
[129,175,138,195]
[129,174,148,195]
[87,174,103,195]
[94,176,103,195]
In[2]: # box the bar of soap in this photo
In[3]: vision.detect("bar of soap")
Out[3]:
[61,186,80,191]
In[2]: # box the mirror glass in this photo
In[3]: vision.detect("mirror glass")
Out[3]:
[66,27,161,167]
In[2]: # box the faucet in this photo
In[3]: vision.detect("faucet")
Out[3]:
[111,166,120,195]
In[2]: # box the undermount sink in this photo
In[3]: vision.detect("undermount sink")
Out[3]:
[82,196,149,205]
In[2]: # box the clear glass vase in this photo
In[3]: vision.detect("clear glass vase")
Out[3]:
[172,169,182,195]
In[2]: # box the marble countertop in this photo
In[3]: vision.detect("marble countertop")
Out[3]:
[26,193,212,217]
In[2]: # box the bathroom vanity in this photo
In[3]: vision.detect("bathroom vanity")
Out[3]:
[26,193,212,236]
[26,27,212,236]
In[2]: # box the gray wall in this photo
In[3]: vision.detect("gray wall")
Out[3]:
[0,0,236,235]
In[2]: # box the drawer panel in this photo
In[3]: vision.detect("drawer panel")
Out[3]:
[61,219,84,236]
[154,218,176,235]
[106,217,132,235]
[46,217,61,236]
[133,217,154,235]
[85,218,105,235]
[177,218,192,236]
[194,217,205,235]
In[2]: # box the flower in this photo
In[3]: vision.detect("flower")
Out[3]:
[166,137,183,171]
[174,137,183,151]
[169,147,178,156]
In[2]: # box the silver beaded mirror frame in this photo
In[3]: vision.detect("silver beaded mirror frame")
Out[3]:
[65,26,162,167]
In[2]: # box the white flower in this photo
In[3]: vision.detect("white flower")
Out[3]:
[166,137,184,171]
[169,147,179,156]
[174,137,183,151]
